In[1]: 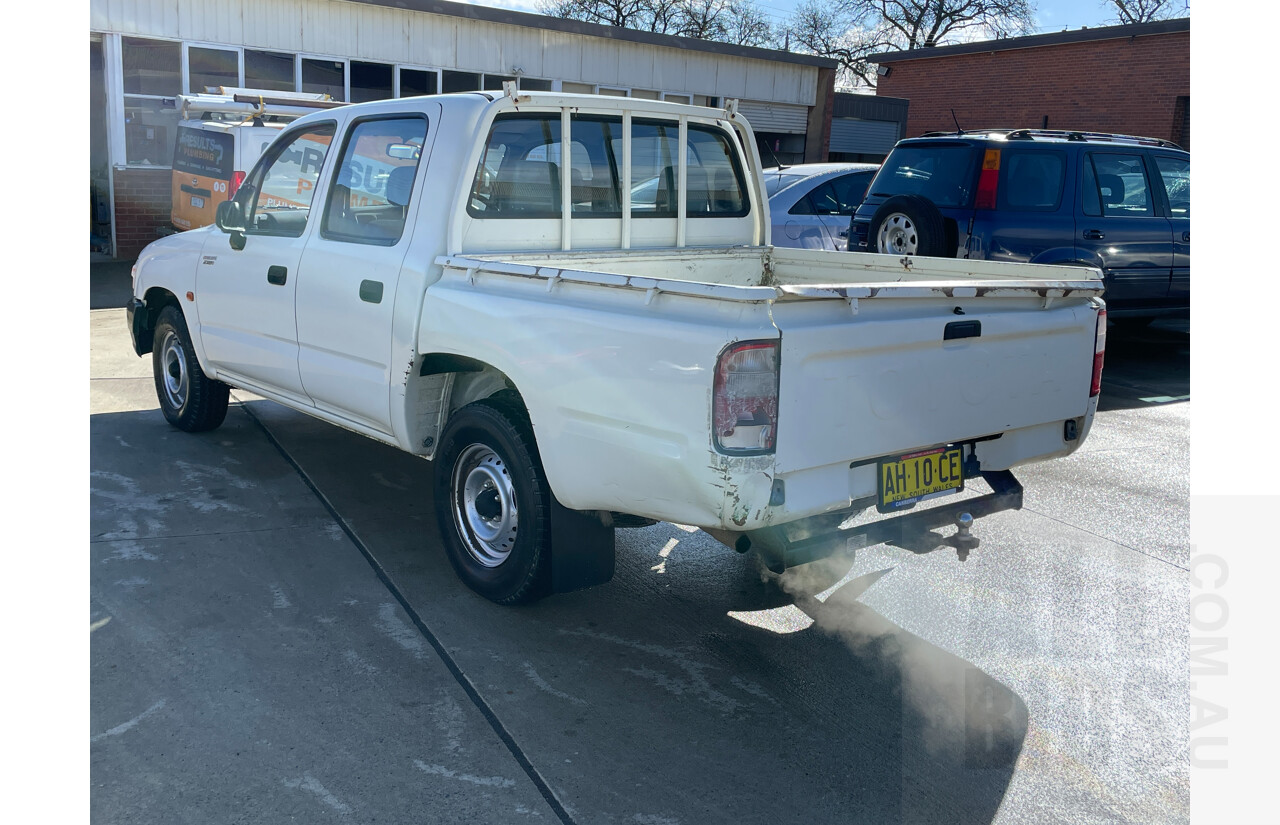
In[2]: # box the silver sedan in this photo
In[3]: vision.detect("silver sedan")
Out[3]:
[765,163,880,251]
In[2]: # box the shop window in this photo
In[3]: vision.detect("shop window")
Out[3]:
[442,70,481,93]
[630,89,661,100]
[246,50,296,92]
[483,74,515,90]
[123,97,179,166]
[562,82,594,95]
[351,61,394,103]
[302,58,345,100]
[519,78,553,92]
[188,46,238,93]
[400,69,438,97]
[122,37,180,96]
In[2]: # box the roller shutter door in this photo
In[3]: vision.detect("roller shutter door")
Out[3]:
[829,118,900,155]
[736,100,809,134]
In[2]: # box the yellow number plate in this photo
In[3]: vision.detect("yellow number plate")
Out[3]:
[878,447,964,513]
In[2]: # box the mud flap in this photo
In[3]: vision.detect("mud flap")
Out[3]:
[548,496,616,594]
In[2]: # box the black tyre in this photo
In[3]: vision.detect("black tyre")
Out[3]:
[868,194,951,258]
[152,305,230,432]
[433,394,551,605]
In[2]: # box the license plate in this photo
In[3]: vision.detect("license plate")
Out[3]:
[190,196,205,208]
[877,447,964,513]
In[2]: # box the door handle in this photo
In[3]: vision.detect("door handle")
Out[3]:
[1083,229,1105,240]
[1182,231,1190,242]
[267,265,287,285]
[837,229,849,238]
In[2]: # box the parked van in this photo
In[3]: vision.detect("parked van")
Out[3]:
[170,89,343,231]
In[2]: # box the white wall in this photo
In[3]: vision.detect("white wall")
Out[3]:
[90,0,819,106]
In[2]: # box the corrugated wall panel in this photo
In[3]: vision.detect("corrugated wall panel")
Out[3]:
[615,43,655,90]
[99,0,180,37]
[581,39,622,86]
[241,0,305,52]
[537,31,579,81]
[648,47,687,92]
[408,14,457,70]
[736,100,808,134]
[454,20,493,72]
[685,52,723,96]
[179,0,244,47]
[743,58,775,102]
[302,0,357,58]
[357,5,409,63]
[829,118,901,154]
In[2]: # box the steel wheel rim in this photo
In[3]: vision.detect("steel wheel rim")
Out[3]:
[877,212,918,255]
[160,330,189,411]
[451,443,518,568]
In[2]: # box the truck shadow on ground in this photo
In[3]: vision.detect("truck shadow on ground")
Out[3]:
[1098,319,1189,412]
[223,398,1030,825]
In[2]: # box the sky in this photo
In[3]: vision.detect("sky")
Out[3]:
[453,0,1190,36]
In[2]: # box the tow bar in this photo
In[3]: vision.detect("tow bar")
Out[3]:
[737,471,1023,572]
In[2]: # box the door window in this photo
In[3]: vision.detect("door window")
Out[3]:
[322,116,429,245]
[240,123,337,237]
[1153,155,1190,218]
[1085,153,1155,217]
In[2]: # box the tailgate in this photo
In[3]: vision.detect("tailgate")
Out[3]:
[771,294,1101,474]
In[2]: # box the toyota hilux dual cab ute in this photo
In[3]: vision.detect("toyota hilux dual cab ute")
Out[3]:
[128,89,1108,604]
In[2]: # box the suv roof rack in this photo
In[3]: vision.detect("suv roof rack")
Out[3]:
[915,128,1183,150]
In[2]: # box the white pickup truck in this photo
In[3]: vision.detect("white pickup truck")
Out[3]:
[128,90,1107,604]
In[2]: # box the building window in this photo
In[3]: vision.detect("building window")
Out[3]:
[123,37,180,95]
[400,68,438,97]
[246,50,295,92]
[122,37,181,166]
[188,46,239,93]
[519,78,553,92]
[663,93,691,105]
[302,58,345,100]
[483,74,515,90]
[630,89,661,100]
[350,61,393,102]
[442,70,481,93]
[561,82,594,95]
[597,87,627,97]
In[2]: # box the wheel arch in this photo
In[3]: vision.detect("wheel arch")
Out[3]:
[400,352,534,462]
[133,287,183,355]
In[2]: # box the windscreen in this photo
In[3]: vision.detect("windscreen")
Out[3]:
[173,126,234,179]
[869,143,978,208]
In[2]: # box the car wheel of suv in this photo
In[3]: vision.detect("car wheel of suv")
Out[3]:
[433,394,551,605]
[869,195,950,258]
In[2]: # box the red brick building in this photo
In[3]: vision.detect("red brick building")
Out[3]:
[870,17,1189,147]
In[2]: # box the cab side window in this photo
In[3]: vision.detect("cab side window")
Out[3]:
[1153,155,1190,218]
[242,123,336,237]
[322,116,429,245]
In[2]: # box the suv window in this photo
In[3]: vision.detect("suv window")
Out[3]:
[1084,153,1155,217]
[1001,151,1065,211]
[1153,155,1190,218]
[322,116,428,246]
[242,122,336,237]
[870,144,977,207]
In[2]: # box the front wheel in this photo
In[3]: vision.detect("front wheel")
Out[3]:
[432,396,552,605]
[152,305,229,432]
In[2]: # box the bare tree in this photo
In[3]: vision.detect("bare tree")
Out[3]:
[783,0,1037,90]
[1100,0,1187,24]
[538,0,774,45]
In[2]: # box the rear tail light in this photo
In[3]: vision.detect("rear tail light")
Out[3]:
[228,170,247,200]
[713,340,779,454]
[1090,308,1107,397]
[975,148,1000,210]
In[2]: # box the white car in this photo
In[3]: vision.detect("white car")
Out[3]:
[765,163,879,251]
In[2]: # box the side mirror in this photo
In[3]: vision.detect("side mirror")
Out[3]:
[215,200,247,250]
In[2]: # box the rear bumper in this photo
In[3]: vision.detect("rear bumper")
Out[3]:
[731,470,1023,571]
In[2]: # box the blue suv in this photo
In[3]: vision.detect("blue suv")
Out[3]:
[848,130,1190,323]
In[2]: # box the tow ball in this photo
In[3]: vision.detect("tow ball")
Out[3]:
[944,512,979,561]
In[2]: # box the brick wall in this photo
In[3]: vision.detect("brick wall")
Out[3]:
[877,31,1190,147]
[113,168,173,261]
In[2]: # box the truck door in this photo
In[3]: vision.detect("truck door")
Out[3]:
[195,121,337,403]
[1076,151,1173,312]
[294,110,436,434]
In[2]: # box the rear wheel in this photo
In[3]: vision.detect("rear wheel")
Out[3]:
[152,305,229,432]
[433,395,551,605]
[869,194,951,258]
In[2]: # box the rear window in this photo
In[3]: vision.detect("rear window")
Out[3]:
[173,126,233,179]
[870,144,978,208]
